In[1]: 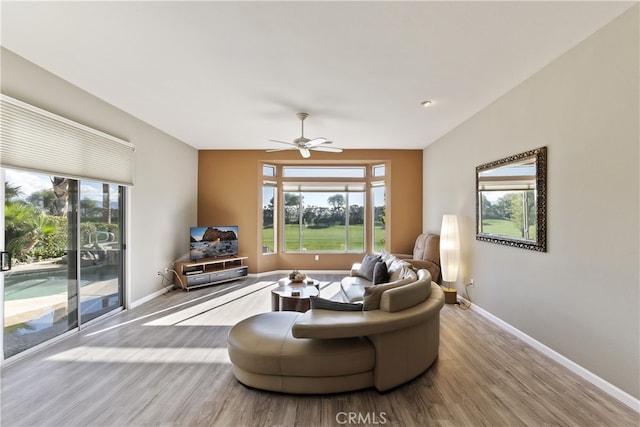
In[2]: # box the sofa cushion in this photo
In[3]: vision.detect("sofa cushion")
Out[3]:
[379,274,432,313]
[340,276,370,302]
[358,253,381,281]
[372,261,389,285]
[362,277,413,311]
[310,296,363,311]
[228,312,375,378]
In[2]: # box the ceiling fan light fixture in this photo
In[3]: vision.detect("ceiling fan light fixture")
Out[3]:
[267,112,343,158]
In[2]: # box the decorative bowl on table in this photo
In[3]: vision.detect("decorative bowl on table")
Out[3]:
[288,270,306,282]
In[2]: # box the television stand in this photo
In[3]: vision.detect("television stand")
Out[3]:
[173,256,248,291]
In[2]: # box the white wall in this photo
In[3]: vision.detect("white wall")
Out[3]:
[1,47,198,305]
[423,6,639,400]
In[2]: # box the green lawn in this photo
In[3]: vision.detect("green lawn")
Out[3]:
[373,225,385,252]
[262,224,386,252]
[262,227,274,252]
[480,218,536,240]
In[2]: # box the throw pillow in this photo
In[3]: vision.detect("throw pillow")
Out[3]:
[382,252,398,269]
[362,277,413,311]
[387,259,413,282]
[309,296,363,311]
[357,253,381,281]
[379,250,392,263]
[372,261,389,285]
[399,265,418,281]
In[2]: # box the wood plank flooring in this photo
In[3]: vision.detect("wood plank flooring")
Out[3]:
[1,274,638,426]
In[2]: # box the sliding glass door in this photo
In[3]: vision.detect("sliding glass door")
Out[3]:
[3,169,124,358]
[79,181,123,324]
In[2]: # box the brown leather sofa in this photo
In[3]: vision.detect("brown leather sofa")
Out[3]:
[227,269,445,394]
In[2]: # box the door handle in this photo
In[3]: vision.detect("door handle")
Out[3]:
[1,251,11,272]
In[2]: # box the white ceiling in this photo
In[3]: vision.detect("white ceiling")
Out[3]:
[1,1,634,151]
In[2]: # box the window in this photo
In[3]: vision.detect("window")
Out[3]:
[1,96,130,360]
[372,182,386,252]
[3,169,125,358]
[373,164,386,177]
[265,164,387,254]
[262,182,276,254]
[283,166,365,178]
[371,165,386,252]
[262,165,276,177]
[262,164,277,254]
[282,186,365,252]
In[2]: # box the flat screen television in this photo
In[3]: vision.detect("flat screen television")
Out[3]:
[190,225,239,261]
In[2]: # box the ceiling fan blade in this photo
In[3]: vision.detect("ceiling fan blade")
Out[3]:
[299,148,311,158]
[266,147,295,153]
[306,137,328,147]
[269,139,297,147]
[310,146,343,153]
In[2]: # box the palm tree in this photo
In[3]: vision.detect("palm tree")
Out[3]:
[4,181,22,202]
[102,183,111,223]
[51,177,68,216]
[4,202,54,261]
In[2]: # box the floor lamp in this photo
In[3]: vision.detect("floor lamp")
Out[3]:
[440,214,460,304]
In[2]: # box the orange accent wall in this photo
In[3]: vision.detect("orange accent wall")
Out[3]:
[198,149,422,273]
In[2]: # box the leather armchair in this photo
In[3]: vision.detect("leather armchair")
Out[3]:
[395,233,441,283]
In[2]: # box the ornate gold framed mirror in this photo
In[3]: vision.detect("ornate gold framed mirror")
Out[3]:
[476,147,547,252]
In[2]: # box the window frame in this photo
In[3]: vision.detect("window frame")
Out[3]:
[262,162,388,255]
[261,164,277,254]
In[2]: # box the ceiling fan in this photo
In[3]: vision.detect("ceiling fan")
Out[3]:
[267,112,343,158]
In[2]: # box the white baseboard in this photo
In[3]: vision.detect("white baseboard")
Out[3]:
[251,270,348,278]
[130,286,172,309]
[458,296,640,413]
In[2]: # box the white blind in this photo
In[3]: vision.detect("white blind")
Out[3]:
[283,182,366,192]
[0,94,135,186]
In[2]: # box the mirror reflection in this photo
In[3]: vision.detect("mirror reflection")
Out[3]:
[476,147,547,252]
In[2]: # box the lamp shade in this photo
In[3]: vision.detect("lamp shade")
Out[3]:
[440,214,460,283]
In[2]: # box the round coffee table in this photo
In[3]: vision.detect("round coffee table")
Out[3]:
[271,278,319,312]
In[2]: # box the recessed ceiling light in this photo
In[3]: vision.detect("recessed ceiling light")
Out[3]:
[420,100,432,107]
